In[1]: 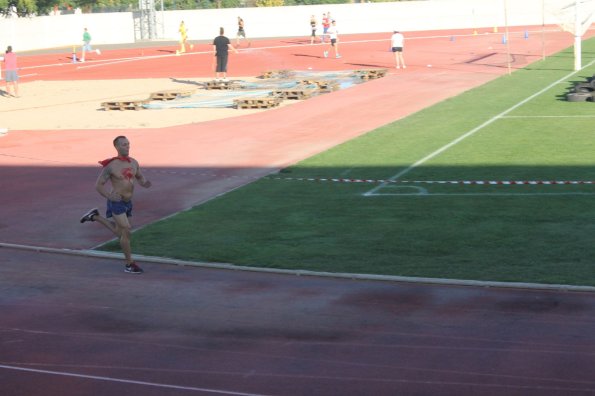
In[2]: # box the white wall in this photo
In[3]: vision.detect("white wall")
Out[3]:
[0,12,135,51]
[0,0,583,52]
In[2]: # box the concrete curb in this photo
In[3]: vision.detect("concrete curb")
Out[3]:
[2,242,595,293]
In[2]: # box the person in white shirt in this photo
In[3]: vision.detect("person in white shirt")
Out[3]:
[390,30,406,69]
[324,20,341,59]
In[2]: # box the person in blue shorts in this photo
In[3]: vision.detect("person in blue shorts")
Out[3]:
[80,136,152,274]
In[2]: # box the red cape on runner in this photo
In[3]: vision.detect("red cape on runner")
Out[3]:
[98,156,131,167]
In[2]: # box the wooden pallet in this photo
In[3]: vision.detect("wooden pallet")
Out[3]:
[149,89,195,100]
[101,100,149,111]
[258,69,294,79]
[319,82,340,93]
[354,68,388,80]
[273,88,315,100]
[301,80,340,92]
[234,96,283,109]
[204,80,240,90]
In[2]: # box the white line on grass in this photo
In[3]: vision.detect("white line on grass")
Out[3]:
[501,115,595,118]
[372,192,595,197]
[364,58,595,197]
[0,364,270,396]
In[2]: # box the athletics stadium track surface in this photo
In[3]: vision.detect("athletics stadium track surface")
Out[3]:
[2,28,595,395]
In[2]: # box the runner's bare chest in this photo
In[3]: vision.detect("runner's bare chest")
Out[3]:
[109,160,138,184]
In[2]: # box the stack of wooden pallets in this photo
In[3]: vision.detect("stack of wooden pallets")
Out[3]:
[234,96,283,109]
[102,89,196,111]
[204,80,241,90]
[354,69,388,80]
[273,88,316,100]
[101,99,150,111]
[258,69,294,79]
[301,80,340,93]
[149,89,196,100]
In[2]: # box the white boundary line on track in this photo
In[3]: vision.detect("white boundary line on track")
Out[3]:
[0,364,270,396]
[364,57,595,197]
[2,242,595,293]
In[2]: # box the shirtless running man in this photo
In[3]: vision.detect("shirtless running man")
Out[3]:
[80,136,152,274]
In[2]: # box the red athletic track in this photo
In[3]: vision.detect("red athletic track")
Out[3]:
[2,28,595,396]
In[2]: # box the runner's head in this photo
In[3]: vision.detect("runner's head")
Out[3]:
[113,136,130,156]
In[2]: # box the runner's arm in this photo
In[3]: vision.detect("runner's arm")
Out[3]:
[136,166,152,188]
[96,167,121,200]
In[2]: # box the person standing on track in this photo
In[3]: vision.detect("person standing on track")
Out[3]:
[179,20,188,53]
[213,27,238,81]
[310,15,318,45]
[236,17,247,46]
[80,28,100,63]
[321,13,330,43]
[80,136,152,274]
[391,30,406,69]
[323,20,341,59]
[3,46,19,98]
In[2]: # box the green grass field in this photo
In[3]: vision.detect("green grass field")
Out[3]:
[101,38,595,286]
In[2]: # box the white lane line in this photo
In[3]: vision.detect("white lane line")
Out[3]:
[0,364,271,396]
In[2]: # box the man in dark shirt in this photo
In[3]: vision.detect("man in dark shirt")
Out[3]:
[213,27,237,80]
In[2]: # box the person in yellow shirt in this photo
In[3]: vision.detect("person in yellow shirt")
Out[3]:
[179,21,188,53]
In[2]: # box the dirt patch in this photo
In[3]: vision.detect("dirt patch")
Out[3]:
[0,78,284,130]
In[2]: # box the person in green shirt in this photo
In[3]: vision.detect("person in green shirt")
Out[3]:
[81,27,100,62]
